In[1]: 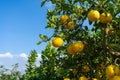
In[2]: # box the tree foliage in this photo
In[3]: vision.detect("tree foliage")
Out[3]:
[38,0,120,80]
[0,0,120,80]
[23,50,39,80]
[0,64,21,80]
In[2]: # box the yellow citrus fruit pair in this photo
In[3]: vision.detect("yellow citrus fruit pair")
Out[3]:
[87,10,100,22]
[82,65,90,73]
[100,12,112,23]
[52,37,63,47]
[67,42,85,54]
[79,76,87,80]
[106,65,120,79]
[88,10,112,23]
[60,15,74,29]
[64,21,74,29]
[60,15,69,23]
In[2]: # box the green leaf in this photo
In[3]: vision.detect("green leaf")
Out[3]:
[41,0,46,7]
[109,44,120,51]
[39,34,48,42]
[37,41,42,45]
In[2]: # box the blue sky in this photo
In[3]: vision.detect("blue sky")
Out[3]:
[0,0,54,73]
[0,0,91,73]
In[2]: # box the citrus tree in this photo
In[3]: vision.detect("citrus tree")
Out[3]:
[0,64,21,80]
[38,0,120,80]
[22,50,39,80]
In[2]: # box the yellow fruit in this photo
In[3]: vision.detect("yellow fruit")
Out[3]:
[52,37,63,47]
[111,76,120,80]
[79,76,88,80]
[106,65,115,79]
[60,15,69,22]
[72,42,84,53]
[64,21,74,29]
[67,41,85,54]
[100,12,112,23]
[92,78,98,80]
[64,78,71,80]
[87,10,100,21]
[67,44,75,54]
[82,65,90,73]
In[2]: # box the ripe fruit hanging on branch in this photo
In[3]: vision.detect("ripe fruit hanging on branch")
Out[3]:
[87,10,100,22]
[105,65,120,80]
[52,37,63,47]
[67,41,85,54]
[100,12,112,23]
[82,65,90,73]
[60,15,69,23]
[67,44,75,54]
[106,65,115,79]
[40,0,120,80]
[64,21,74,29]
[72,42,85,53]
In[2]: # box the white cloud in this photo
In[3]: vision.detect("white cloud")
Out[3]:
[0,52,42,73]
[35,53,41,66]
[19,53,42,63]
[0,52,41,61]
[0,52,13,58]
[19,53,28,60]
[37,54,41,61]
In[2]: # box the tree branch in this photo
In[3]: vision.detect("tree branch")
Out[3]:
[102,27,109,52]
